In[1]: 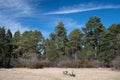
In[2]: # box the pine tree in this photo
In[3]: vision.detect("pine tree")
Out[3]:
[68,29,82,60]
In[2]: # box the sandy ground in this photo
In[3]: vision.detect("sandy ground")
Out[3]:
[0,68,120,80]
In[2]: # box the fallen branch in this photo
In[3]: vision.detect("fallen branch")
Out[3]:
[63,70,75,77]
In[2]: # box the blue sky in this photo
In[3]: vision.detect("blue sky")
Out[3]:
[0,0,120,38]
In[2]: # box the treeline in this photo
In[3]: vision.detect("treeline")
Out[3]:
[0,16,120,69]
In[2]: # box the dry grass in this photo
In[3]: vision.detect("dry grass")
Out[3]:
[0,68,120,80]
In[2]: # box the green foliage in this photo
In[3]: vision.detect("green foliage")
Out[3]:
[18,30,44,58]
[45,40,59,61]
[50,33,56,41]
[82,16,106,62]
[6,29,13,58]
[68,29,82,59]
[0,27,13,67]
[0,17,120,68]
[12,31,21,58]
[55,22,68,56]
[98,24,120,67]
[0,27,6,57]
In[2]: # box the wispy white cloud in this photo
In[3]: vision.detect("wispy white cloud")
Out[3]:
[0,0,32,34]
[44,3,120,15]
[0,0,32,17]
[0,16,30,34]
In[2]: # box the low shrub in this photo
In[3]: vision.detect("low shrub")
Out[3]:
[56,57,80,68]
[112,56,120,70]
[80,60,102,68]
[0,57,11,68]
[11,58,52,68]
[41,59,52,67]
[11,56,44,68]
